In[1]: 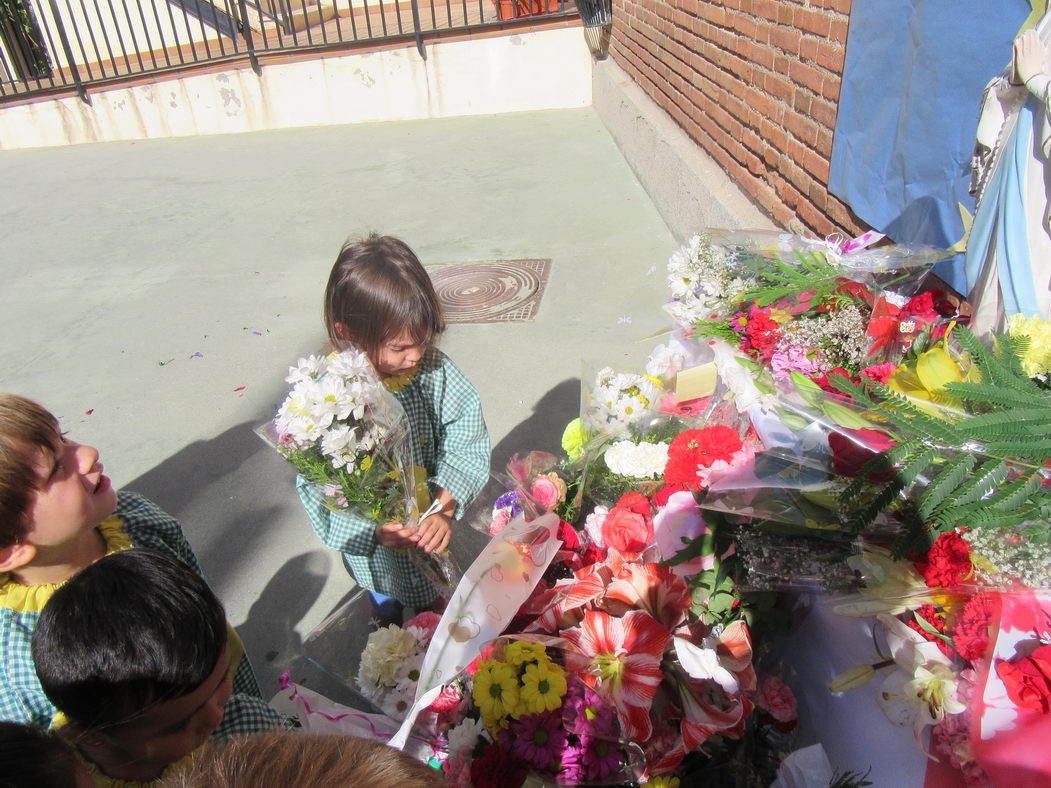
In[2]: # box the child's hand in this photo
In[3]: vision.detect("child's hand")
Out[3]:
[414,512,452,554]
[375,522,418,550]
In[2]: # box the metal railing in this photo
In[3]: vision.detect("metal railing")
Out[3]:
[0,0,576,102]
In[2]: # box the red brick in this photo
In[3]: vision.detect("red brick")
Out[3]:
[752,0,779,22]
[820,75,841,101]
[777,4,793,24]
[793,7,831,37]
[765,73,794,102]
[829,17,849,43]
[814,41,845,73]
[810,96,838,128]
[789,60,825,94]
[770,26,802,55]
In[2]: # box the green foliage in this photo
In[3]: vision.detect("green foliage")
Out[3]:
[836,327,1051,549]
[739,250,848,307]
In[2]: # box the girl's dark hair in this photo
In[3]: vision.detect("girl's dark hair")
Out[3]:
[32,549,227,732]
[323,234,445,362]
[0,721,82,787]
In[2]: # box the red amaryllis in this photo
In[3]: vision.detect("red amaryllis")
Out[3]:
[604,563,691,630]
[562,609,672,741]
[664,426,743,490]
[916,531,972,589]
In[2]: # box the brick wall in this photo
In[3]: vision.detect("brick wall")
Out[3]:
[609,0,868,237]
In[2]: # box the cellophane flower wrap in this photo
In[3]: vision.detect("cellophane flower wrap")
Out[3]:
[259,348,457,594]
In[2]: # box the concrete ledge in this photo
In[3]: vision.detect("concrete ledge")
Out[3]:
[591,58,775,239]
[0,25,592,149]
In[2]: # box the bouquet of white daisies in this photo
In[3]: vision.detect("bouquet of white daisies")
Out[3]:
[261,348,429,526]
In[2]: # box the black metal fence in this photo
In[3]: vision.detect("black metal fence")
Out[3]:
[0,0,576,102]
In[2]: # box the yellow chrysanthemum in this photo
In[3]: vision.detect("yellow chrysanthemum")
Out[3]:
[646,777,680,788]
[382,368,418,393]
[472,661,520,720]
[1009,313,1051,376]
[517,661,567,715]
[503,640,550,668]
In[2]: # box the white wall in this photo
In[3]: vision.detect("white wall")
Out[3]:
[0,25,591,148]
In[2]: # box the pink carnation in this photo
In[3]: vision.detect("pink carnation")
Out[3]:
[444,753,472,788]
[756,676,797,723]
[405,611,441,640]
[489,508,512,536]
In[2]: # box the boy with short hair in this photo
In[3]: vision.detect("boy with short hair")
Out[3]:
[34,549,281,784]
[0,393,275,735]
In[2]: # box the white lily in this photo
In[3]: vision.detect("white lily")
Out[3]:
[875,613,964,748]
[833,549,934,617]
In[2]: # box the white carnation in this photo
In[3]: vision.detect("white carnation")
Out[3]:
[447,718,486,757]
[604,440,669,479]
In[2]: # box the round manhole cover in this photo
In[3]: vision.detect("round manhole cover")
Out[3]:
[427,259,550,323]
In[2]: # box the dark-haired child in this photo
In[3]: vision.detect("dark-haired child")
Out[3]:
[34,549,284,785]
[297,234,490,616]
[0,393,275,735]
[0,720,92,787]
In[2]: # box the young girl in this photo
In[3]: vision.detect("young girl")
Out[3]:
[296,234,490,617]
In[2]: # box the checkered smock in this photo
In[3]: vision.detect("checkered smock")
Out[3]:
[0,491,283,737]
[297,348,490,606]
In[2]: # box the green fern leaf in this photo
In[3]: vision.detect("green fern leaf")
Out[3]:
[848,479,905,531]
[983,438,1051,459]
[957,507,1037,531]
[948,460,1010,507]
[918,454,978,520]
[984,473,1043,512]
[956,408,1051,432]
[944,381,1049,409]
[897,447,940,488]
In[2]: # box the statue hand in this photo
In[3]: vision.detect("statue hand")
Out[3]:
[1014,29,1048,88]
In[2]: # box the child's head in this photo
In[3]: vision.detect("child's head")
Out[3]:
[33,549,232,781]
[160,731,445,788]
[323,233,445,377]
[0,721,93,788]
[0,393,117,574]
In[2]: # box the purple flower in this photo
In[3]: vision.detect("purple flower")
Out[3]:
[579,734,622,781]
[556,742,585,785]
[509,710,565,770]
[562,682,615,738]
[494,490,522,517]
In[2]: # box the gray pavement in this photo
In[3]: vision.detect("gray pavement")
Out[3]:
[0,108,678,694]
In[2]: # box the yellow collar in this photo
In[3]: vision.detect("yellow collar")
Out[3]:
[75,741,202,787]
[383,368,418,393]
[0,515,132,613]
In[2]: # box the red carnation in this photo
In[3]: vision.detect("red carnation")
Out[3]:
[744,312,781,359]
[653,482,690,507]
[664,426,744,490]
[952,592,997,662]
[906,604,955,659]
[916,532,972,589]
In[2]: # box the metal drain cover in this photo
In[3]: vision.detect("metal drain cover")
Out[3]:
[425,259,551,323]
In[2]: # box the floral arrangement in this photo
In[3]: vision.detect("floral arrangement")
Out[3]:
[355,612,442,720]
[262,349,423,523]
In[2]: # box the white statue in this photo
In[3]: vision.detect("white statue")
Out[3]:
[966,20,1051,334]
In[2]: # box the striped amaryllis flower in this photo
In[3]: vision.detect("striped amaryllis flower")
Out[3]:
[561,609,672,741]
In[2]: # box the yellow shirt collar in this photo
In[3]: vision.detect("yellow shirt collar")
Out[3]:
[0,515,132,613]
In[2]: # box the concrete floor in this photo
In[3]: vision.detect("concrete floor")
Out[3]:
[0,107,678,693]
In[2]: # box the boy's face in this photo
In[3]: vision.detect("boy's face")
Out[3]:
[375,330,426,378]
[23,438,118,549]
[104,641,233,771]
